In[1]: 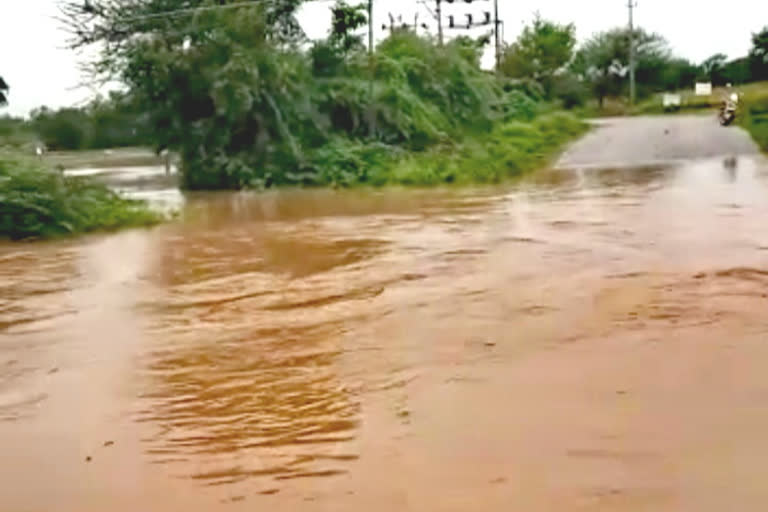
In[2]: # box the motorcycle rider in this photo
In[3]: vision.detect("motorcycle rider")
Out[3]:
[719,83,740,125]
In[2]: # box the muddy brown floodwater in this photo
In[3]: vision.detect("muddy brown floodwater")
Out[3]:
[3,156,768,511]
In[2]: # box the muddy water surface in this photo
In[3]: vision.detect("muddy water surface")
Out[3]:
[3,157,768,511]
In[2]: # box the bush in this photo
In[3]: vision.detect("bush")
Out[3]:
[0,116,37,150]
[0,152,161,240]
[379,112,587,186]
[550,74,589,109]
[741,89,768,151]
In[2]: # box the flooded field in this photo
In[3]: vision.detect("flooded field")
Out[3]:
[3,155,768,511]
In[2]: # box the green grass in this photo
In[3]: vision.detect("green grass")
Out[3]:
[737,86,768,152]
[0,152,162,240]
[271,111,587,188]
[371,112,588,186]
[632,82,768,116]
[632,92,715,115]
[604,82,768,152]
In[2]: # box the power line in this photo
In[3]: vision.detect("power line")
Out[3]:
[117,0,336,23]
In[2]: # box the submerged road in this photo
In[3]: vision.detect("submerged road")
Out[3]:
[1,116,768,511]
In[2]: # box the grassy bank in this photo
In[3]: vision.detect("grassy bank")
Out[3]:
[378,112,587,186]
[738,88,768,151]
[0,152,161,240]
[264,111,586,188]
[632,92,716,116]
[626,82,768,152]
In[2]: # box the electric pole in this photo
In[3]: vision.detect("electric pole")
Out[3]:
[628,0,637,106]
[368,0,374,55]
[368,0,375,137]
[436,0,443,46]
[494,0,501,71]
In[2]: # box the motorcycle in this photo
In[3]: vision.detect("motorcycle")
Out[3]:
[718,93,740,126]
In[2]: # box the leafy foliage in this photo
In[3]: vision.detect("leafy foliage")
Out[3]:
[500,15,576,98]
[27,93,152,151]
[381,112,587,185]
[329,1,367,54]
[573,28,676,106]
[659,58,699,91]
[0,116,37,150]
[61,0,545,189]
[701,53,728,85]
[56,1,591,190]
[750,27,768,81]
[738,86,768,151]
[30,107,89,150]
[0,152,160,240]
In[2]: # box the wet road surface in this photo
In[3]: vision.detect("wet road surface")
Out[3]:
[557,115,759,169]
[2,141,768,510]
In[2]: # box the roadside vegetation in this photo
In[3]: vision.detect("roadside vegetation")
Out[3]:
[3,3,768,240]
[0,152,160,240]
[0,92,153,153]
[739,87,768,151]
[52,1,589,190]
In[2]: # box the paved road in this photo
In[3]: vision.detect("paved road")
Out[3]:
[556,114,760,169]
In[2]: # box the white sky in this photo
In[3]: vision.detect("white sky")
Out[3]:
[2,0,767,116]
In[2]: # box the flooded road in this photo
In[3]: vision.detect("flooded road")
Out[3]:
[3,154,768,511]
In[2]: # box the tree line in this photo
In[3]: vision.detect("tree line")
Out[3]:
[54,0,558,188]
[2,1,767,188]
[499,17,768,108]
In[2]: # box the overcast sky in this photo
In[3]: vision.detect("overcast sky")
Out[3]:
[2,0,767,116]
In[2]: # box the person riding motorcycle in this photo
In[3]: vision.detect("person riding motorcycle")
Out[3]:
[719,84,741,126]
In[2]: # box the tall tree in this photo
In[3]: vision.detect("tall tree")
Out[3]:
[0,76,8,106]
[701,53,728,85]
[749,26,768,81]
[499,15,576,97]
[60,0,307,77]
[60,0,311,186]
[310,1,368,77]
[660,58,698,91]
[329,1,367,54]
[572,28,670,106]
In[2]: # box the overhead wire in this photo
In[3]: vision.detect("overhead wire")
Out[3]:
[118,0,337,23]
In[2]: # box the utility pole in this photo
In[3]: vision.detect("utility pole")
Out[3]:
[436,0,443,46]
[368,0,374,56]
[628,0,637,106]
[494,0,501,71]
[368,0,375,137]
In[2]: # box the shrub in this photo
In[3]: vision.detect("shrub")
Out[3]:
[0,152,161,240]
[741,89,768,151]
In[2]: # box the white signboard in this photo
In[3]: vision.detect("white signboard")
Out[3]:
[695,82,712,96]
[663,93,681,108]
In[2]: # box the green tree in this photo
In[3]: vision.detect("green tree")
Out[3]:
[499,15,576,97]
[573,28,671,106]
[329,1,367,54]
[30,107,90,150]
[722,57,751,85]
[84,91,153,149]
[60,0,527,189]
[749,26,768,81]
[0,76,8,106]
[701,53,727,85]
[310,1,367,77]
[660,58,698,91]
